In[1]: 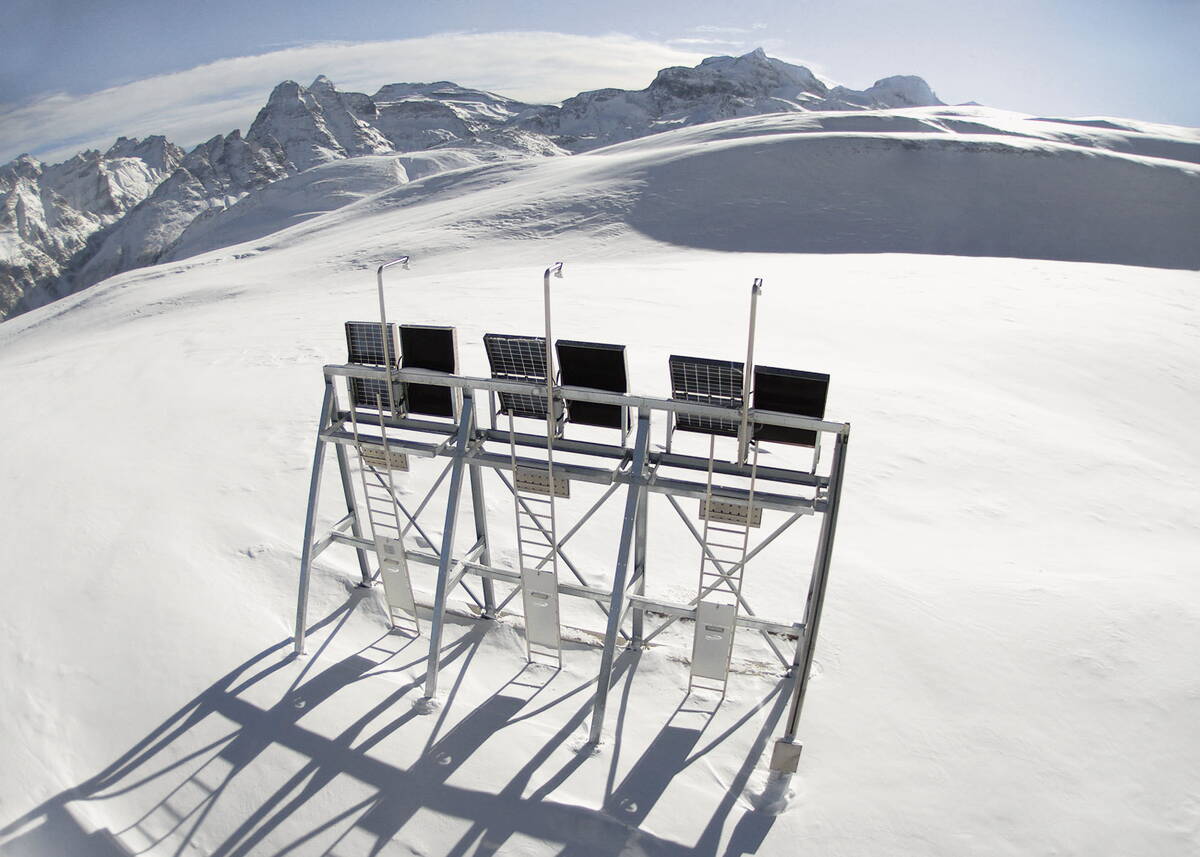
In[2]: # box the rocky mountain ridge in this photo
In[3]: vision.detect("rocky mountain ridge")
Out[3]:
[1,49,944,318]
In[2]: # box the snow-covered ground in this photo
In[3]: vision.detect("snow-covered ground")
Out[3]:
[1,110,1198,856]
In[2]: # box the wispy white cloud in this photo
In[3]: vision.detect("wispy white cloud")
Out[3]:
[692,24,753,36]
[667,38,743,48]
[1,32,707,164]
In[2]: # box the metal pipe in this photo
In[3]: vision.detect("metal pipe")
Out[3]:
[375,255,409,416]
[737,278,763,465]
[423,393,475,700]
[588,410,651,745]
[294,381,335,655]
[323,363,849,436]
[543,261,565,588]
[775,429,849,769]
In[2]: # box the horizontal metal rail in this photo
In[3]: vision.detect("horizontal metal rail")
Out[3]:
[326,531,802,639]
[318,426,815,515]
[323,363,849,436]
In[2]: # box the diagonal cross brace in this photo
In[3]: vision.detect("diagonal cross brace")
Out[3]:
[587,411,651,745]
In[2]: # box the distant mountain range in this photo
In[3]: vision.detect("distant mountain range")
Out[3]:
[0,49,946,319]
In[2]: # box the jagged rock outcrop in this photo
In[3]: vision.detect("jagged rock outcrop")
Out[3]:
[247,76,393,173]
[518,48,942,151]
[1,136,184,316]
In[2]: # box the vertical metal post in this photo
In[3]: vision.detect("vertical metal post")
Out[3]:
[629,479,649,648]
[423,393,476,700]
[737,278,763,466]
[330,379,372,586]
[376,256,409,416]
[466,387,496,617]
[771,428,849,771]
[294,379,335,655]
[587,410,651,744]
[542,261,565,582]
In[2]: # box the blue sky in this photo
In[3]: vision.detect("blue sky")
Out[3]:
[3,0,1197,163]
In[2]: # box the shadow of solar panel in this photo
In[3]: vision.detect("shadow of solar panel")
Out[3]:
[484,333,558,421]
[345,321,398,366]
[400,324,457,418]
[669,355,744,436]
[556,340,627,429]
[752,365,830,447]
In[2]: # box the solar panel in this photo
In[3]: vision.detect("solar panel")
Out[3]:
[483,333,562,422]
[345,321,398,366]
[752,365,830,447]
[556,340,627,429]
[669,355,744,437]
[349,376,401,413]
[400,324,457,418]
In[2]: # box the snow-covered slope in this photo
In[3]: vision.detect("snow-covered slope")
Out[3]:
[0,107,1198,857]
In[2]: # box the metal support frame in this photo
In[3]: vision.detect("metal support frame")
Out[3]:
[295,357,850,765]
[771,429,848,773]
[587,409,651,744]
[423,392,476,700]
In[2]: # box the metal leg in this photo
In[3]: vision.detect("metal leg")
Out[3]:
[423,393,476,700]
[294,381,335,655]
[467,421,496,617]
[630,478,649,648]
[772,430,849,773]
[587,410,651,744]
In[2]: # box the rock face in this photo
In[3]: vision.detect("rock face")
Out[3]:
[1,50,945,319]
[0,137,183,316]
[517,49,942,151]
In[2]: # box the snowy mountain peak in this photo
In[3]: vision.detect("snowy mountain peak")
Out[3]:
[653,48,829,101]
[248,77,392,173]
[4,50,966,320]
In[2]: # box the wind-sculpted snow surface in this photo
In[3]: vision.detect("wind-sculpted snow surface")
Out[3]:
[0,234,1197,855]
[625,130,1200,268]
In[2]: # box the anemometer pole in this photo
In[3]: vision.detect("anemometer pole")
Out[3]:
[543,261,564,442]
[377,256,409,415]
[737,278,763,466]
[543,261,565,577]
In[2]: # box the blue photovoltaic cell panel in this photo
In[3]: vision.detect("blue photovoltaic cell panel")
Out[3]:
[556,340,627,429]
[484,333,556,421]
[669,355,744,437]
[400,324,457,418]
[752,365,829,448]
[345,321,398,366]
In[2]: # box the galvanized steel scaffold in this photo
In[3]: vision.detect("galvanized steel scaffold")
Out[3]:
[293,257,850,775]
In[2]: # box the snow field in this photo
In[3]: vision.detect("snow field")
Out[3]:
[1,107,1198,855]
